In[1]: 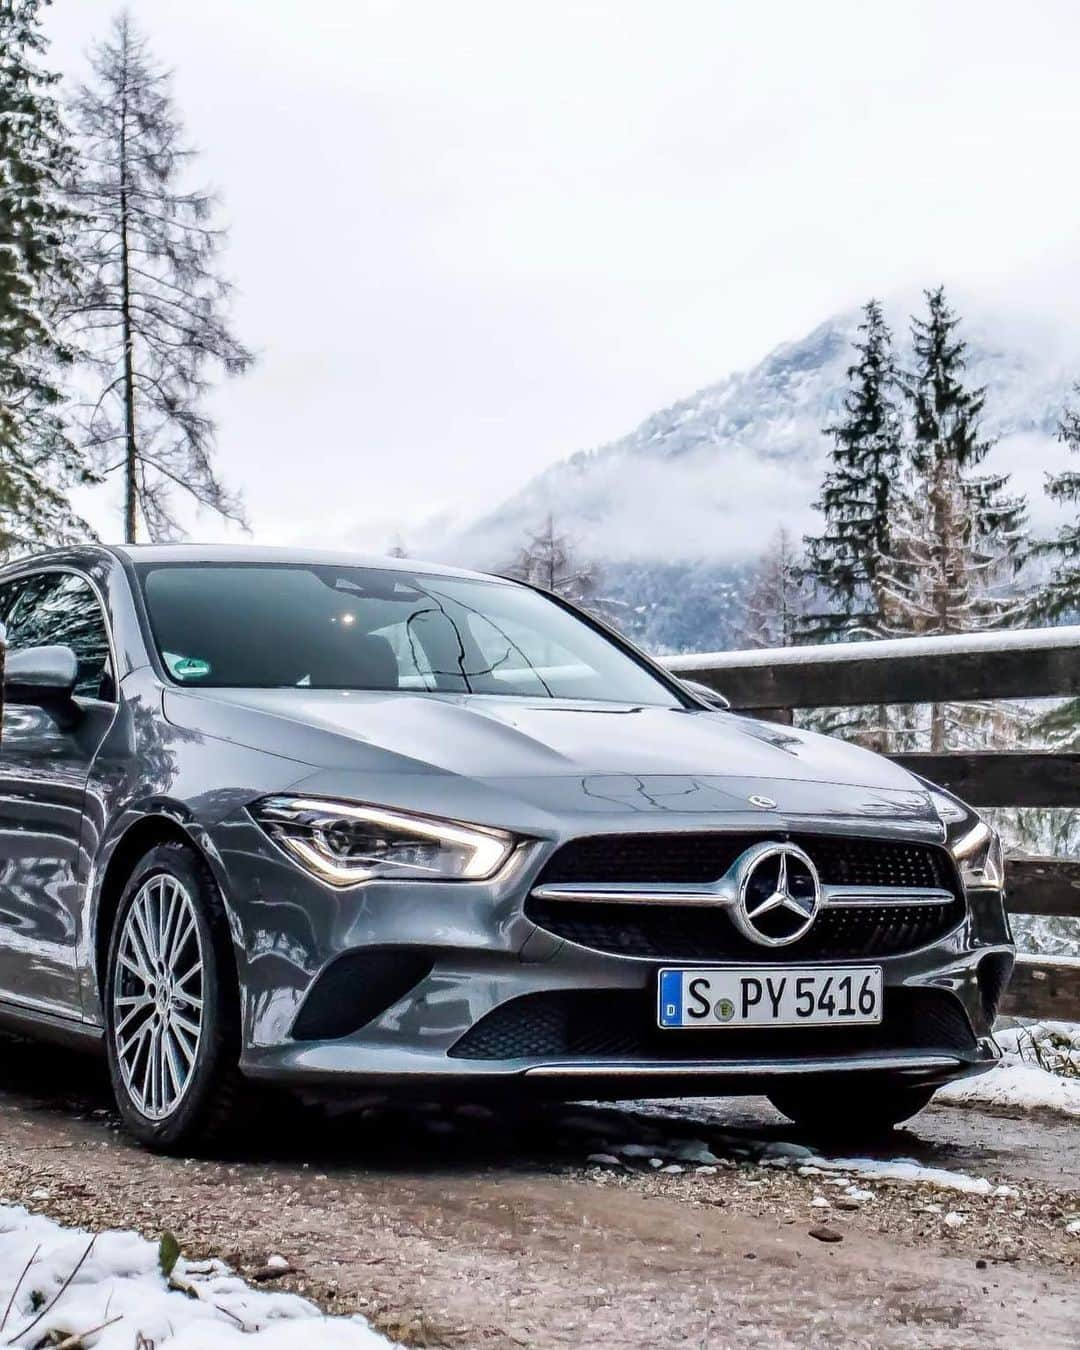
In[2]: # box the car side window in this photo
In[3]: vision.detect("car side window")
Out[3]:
[0,577,28,632]
[3,572,115,701]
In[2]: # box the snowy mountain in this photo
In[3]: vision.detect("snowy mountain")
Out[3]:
[436,306,1080,652]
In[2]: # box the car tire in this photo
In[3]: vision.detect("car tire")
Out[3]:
[766,1080,937,1139]
[104,841,248,1153]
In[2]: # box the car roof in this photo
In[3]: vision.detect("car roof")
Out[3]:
[14,542,507,586]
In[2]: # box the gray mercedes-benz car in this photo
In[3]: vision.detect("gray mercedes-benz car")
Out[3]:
[0,544,1013,1151]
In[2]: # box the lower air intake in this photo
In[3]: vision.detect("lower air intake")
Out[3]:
[291,949,433,1041]
[450,987,976,1062]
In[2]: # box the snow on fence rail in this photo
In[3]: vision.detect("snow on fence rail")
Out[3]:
[664,625,1080,1022]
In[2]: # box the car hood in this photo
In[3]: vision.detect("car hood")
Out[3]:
[164,687,941,834]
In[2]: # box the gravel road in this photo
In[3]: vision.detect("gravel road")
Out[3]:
[0,1038,1075,1349]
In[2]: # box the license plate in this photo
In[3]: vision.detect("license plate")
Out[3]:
[657,966,883,1029]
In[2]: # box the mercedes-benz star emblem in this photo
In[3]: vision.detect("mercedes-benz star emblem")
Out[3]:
[731,842,821,947]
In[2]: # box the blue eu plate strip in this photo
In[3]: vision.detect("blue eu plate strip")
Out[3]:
[659,969,682,1027]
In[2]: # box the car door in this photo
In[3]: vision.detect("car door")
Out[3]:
[0,569,118,1017]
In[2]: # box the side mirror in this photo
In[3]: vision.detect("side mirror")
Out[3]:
[5,645,79,707]
[680,678,731,711]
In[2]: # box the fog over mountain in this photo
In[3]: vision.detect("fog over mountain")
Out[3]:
[426,305,1080,652]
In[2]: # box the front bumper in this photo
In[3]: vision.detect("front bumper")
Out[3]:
[238,940,1006,1093]
[224,814,1013,1095]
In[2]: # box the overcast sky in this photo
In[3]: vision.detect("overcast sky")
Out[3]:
[44,0,1080,551]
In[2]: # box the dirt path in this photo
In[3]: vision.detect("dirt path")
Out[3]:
[0,1039,1075,1348]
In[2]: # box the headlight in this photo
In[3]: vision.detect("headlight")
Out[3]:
[928,789,1004,891]
[250,797,516,887]
[949,820,1004,891]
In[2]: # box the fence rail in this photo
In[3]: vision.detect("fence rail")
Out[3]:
[663,626,1080,1022]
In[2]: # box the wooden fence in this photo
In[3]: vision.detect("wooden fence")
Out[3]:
[664,625,1080,1023]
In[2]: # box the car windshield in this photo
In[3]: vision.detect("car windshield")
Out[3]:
[137,562,684,706]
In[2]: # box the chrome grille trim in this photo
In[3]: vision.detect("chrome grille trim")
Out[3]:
[821,884,955,909]
[531,881,954,910]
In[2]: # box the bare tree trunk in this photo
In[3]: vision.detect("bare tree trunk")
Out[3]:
[874,702,889,754]
[929,454,950,752]
[118,62,137,544]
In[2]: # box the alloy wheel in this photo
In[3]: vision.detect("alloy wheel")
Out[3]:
[111,874,205,1120]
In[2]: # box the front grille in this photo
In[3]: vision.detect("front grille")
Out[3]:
[450,987,976,1062]
[525,898,961,961]
[539,832,953,890]
[527,832,964,962]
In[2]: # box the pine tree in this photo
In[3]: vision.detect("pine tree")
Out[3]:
[504,514,604,612]
[1022,387,1080,747]
[1031,386,1080,624]
[886,287,1027,749]
[803,300,905,640]
[739,527,810,649]
[62,12,253,542]
[0,0,97,553]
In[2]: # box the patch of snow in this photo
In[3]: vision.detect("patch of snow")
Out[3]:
[0,1203,392,1348]
[793,1156,995,1196]
[600,1104,1002,1196]
[936,1063,1080,1117]
[994,1021,1080,1074]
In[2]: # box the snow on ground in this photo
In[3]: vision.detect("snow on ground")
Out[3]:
[764,1147,999,1195]
[937,1062,1080,1116]
[937,1020,1080,1117]
[591,1116,1012,1198]
[0,1203,392,1348]
[742,1140,1004,1196]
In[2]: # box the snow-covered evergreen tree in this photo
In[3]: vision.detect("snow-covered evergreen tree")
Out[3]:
[0,0,97,552]
[739,527,810,648]
[1023,385,1080,748]
[503,513,604,612]
[62,12,253,542]
[1031,385,1080,625]
[884,287,1028,748]
[803,300,904,640]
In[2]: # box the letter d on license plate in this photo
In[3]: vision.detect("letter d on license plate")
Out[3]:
[658,966,882,1028]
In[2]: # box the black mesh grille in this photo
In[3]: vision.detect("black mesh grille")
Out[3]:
[451,987,976,1062]
[525,898,962,961]
[539,832,954,890]
[528,832,963,962]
